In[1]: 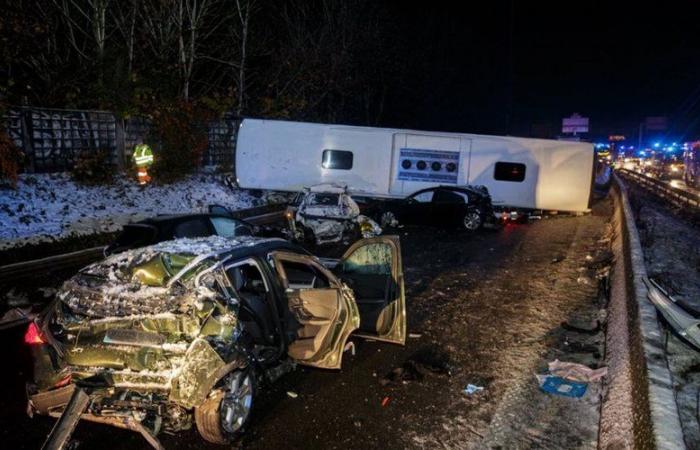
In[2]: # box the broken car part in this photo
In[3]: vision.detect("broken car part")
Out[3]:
[644,277,700,350]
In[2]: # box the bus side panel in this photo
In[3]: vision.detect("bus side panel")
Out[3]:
[467,138,539,209]
[236,120,326,191]
[534,142,594,211]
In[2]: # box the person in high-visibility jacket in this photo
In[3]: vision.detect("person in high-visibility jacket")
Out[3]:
[133,143,154,185]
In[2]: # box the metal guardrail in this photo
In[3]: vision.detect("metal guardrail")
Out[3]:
[0,246,106,285]
[0,205,287,285]
[616,168,700,209]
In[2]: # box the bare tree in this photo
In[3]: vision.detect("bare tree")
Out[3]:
[177,0,219,101]
[51,0,112,88]
[233,0,252,115]
[111,0,140,78]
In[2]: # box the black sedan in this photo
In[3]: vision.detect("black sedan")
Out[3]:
[104,213,255,255]
[371,185,496,231]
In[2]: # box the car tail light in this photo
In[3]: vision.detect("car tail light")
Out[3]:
[54,375,72,388]
[24,322,46,345]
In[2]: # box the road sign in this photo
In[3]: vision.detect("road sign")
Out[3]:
[645,116,667,131]
[608,135,626,142]
[562,113,589,134]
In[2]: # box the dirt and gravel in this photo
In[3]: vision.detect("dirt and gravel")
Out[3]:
[630,186,700,449]
[0,198,614,449]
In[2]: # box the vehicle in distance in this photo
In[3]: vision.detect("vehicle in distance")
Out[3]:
[26,235,406,445]
[684,142,700,188]
[369,185,496,231]
[105,212,255,255]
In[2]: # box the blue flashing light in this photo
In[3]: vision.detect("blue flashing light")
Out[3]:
[653,142,660,148]
[638,150,647,156]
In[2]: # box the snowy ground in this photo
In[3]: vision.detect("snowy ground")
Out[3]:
[0,173,262,251]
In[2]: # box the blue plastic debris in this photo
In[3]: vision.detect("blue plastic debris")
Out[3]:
[537,375,587,398]
[463,384,484,395]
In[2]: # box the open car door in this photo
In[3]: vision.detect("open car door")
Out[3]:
[334,236,406,345]
[270,252,360,369]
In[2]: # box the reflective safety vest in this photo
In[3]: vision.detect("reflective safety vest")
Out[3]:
[133,144,154,167]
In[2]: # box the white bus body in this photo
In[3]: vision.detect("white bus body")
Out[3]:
[235,119,595,212]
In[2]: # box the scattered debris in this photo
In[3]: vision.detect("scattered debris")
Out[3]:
[408,332,423,339]
[463,384,484,395]
[536,375,588,398]
[548,360,607,382]
[286,391,299,399]
[380,346,453,386]
[381,396,391,407]
[576,276,592,285]
[344,341,356,356]
[561,320,601,335]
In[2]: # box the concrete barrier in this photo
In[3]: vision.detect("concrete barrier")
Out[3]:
[600,174,685,449]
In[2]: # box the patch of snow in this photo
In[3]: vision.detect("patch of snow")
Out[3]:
[0,173,262,250]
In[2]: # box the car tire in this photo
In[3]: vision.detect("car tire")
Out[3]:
[380,211,397,228]
[463,210,483,232]
[195,369,255,445]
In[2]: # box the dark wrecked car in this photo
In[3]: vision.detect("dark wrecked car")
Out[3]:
[105,213,255,256]
[26,235,405,445]
[371,185,496,231]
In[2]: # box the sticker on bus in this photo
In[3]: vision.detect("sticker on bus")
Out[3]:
[397,148,460,183]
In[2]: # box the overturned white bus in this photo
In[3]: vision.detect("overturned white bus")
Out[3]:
[234,118,595,212]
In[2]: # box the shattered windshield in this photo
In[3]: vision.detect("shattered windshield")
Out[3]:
[131,253,195,286]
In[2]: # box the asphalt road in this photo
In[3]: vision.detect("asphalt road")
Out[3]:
[0,198,613,449]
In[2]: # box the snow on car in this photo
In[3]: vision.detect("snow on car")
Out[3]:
[285,184,382,245]
[25,235,406,446]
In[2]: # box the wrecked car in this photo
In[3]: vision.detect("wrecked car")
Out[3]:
[26,235,405,446]
[105,213,255,255]
[369,185,496,231]
[285,184,382,245]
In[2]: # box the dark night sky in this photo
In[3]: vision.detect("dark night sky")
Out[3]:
[380,1,700,141]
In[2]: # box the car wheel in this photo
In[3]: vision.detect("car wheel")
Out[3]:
[380,211,397,228]
[463,210,482,231]
[195,369,255,444]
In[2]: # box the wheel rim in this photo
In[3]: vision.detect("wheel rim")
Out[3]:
[463,212,481,231]
[220,372,253,434]
[381,211,396,227]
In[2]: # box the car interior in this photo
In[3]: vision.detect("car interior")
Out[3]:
[273,255,341,361]
[334,242,395,334]
[225,260,277,347]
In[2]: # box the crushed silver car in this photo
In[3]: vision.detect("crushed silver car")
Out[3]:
[285,184,382,245]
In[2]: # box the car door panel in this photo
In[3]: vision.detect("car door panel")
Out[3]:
[334,236,406,345]
[270,251,359,369]
[433,189,468,226]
